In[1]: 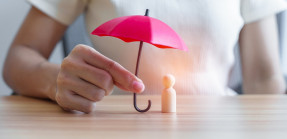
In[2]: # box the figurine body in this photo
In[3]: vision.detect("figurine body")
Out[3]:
[162,74,176,113]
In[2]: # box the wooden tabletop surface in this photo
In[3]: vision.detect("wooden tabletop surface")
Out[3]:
[1,95,287,139]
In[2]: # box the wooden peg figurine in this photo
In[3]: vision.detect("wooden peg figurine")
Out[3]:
[161,74,176,113]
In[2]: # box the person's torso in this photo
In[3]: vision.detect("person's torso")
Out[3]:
[84,0,244,95]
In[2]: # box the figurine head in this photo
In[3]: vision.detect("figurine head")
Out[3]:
[163,74,175,88]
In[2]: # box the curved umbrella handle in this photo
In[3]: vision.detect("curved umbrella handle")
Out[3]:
[133,93,151,112]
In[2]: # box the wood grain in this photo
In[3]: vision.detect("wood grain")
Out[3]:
[1,95,287,139]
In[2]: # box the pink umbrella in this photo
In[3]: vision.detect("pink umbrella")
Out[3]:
[91,9,187,112]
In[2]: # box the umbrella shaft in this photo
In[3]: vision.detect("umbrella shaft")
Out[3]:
[135,41,143,76]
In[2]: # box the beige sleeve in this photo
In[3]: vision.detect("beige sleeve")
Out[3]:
[241,0,287,24]
[27,0,89,25]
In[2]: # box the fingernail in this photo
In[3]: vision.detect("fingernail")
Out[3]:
[132,81,145,93]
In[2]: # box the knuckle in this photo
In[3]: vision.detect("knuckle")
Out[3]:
[73,44,87,53]
[99,71,113,85]
[85,46,96,57]
[73,44,95,57]
[105,60,117,71]
[61,57,74,70]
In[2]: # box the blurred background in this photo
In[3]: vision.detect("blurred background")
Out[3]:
[1,0,287,96]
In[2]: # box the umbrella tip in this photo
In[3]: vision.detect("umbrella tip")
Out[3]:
[145,9,149,16]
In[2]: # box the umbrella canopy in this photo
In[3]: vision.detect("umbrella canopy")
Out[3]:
[91,9,187,113]
[91,15,188,51]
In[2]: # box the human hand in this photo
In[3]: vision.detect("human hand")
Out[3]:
[55,44,145,113]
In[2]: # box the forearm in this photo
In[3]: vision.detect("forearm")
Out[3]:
[242,74,286,94]
[3,45,59,101]
[239,15,286,94]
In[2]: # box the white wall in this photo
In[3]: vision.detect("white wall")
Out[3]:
[0,0,63,96]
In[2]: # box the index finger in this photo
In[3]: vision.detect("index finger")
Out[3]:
[72,44,145,93]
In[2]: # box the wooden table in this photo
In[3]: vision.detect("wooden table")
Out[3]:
[1,95,287,139]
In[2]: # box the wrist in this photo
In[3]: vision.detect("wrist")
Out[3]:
[40,61,60,101]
